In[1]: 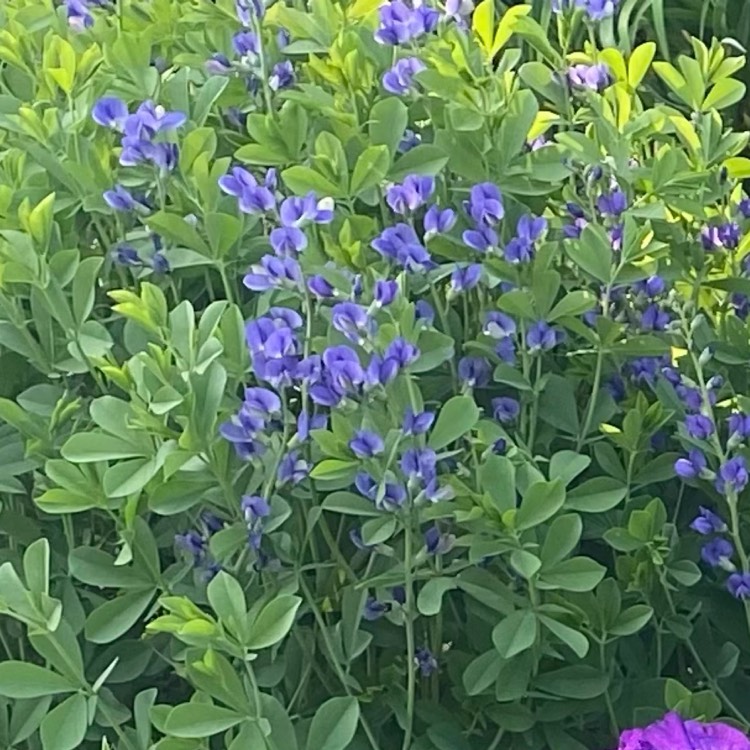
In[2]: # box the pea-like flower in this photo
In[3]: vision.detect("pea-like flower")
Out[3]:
[382,57,426,95]
[715,456,749,495]
[349,430,385,459]
[675,451,708,481]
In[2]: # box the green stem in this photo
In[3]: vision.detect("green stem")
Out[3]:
[401,506,417,750]
[599,637,619,737]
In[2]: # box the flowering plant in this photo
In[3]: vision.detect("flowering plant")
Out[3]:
[1,0,750,749]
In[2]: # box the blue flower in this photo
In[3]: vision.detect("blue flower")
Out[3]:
[415,300,435,326]
[332,302,373,343]
[458,356,490,387]
[206,54,234,75]
[92,97,128,129]
[374,279,399,307]
[740,198,750,219]
[150,252,170,274]
[567,63,611,91]
[383,57,425,95]
[580,0,619,20]
[244,387,282,418]
[349,527,374,551]
[65,0,93,30]
[640,303,670,331]
[385,338,420,367]
[375,0,433,44]
[401,447,438,484]
[363,597,390,621]
[701,538,734,568]
[308,275,336,298]
[728,412,750,438]
[124,100,186,138]
[449,264,482,294]
[463,225,498,253]
[467,183,504,226]
[483,312,516,339]
[527,321,563,352]
[684,414,714,440]
[270,227,307,257]
[415,647,438,677]
[243,255,303,291]
[727,572,750,599]
[280,193,334,226]
[233,30,259,57]
[350,430,385,458]
[365,354,400,388]
[269,61,295,91]
[175,531,206,564]
[104,185,139,212]
[398,129,421,153]
[424,205,457,239]
[716,456,749,495]
[277,451,310,485]
[386,175,435,214]
[597,189,627,217]
[403,408,435,436]
[112,245,141,267]
[492,397,520,424]
[634,275,666,297]
[675,450,707,481]
[425,525,454,555]
[372,223,434,271]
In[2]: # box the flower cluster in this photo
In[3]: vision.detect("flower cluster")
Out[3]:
[175,512,225,580]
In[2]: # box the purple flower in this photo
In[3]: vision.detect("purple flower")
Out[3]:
[495,337,516,364]
[92,97,128,129]
[383,57,425,95]
[270,227,308,257]
[310,346,365,405]
[728,573,750,600]
[332,302,372,342]
[401,447,438,483]
[458,356,490,388]
[597,189,627,217]
[517,214,547,243]
[639,303,670,331]
[233,31,259,57]
[740,198,750,219]
[112,245,141,267]
[366,354,400,388]
[349,527,374,551]
[176,531,206,563]
[467,183,504,226]
[386,175,435,214]
[372,223,433,271]
[617,711,750,750]
[634,275,666,297]
[398,129,421,153]
[308,275,336,298]
[492,397,520,423]
[375,0,431,44]
[728,412,750,438]
[206,54,233,75]
[269,61,295,91]
[277,28,290,48]
[350,430,385,458]
[463,225,498,253]
[65,0,93,30]
[374,279,398,307]
[716,456,750,495]
[483,312,516,339]
[243,254,302,291]
[527,321,562,352]
[449,264,482,294]
[244,387,281,418]
[277,451,310,485]
[567,63,611,91]
[415,300,435,326]
[385,338,420,367]
[425,526,453,555]
[242,495,271,522]
[719,222,742,249]
[504,237,533,264]
[103,185,138,212]
[424,205,457,239]
[581,0,619,21]
[363,597,390,621]
[280,193,334,227]
[684,414,714,440]
[414,647,438,677]
[124,100,186,138]
[219,166,257,197]
[675,450,707,481]
[403,408,435,436]
[701,538,734,568]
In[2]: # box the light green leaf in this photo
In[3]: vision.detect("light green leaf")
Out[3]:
[428,395,480,450]
[246,595,302,650]
[305,696,360,750]
[0,662,74,699]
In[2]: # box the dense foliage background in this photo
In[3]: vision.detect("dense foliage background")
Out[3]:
[2,0,750,749]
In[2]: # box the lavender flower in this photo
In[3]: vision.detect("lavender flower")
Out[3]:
[269,61,295,91]
[424,205,457,239]
[674,450,707,481]
[483,312,516,339]
[331,302,372,342]
[492,397,520,423]
[527,321,563,352]
[308,275,336,298]
[716,456,749,495]
[567,63,611,91]
[363,597,390,621]
[92,97,128,129]
[383,57,425,95]
[684,414,714,440]
[386,175,435,214]
[463,225,498,253]
[374,279,398,307]
[280,193,334,226]
[270,226,308,257]
[233,31,259,57]
[727,573,750,600]
[449,264,482,294]
[414,646,439,677]
[617,712,750,750]
[467,182,504,226]
[458,356,490,388]
[701,538,734,568]
[104,185,139,212]
[403,408,435,436]
[349,430,385,458]
[277,451,310,485]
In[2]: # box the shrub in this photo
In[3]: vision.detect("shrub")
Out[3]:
[1,0,750,749]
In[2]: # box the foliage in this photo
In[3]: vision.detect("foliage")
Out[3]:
[0,1,750,749]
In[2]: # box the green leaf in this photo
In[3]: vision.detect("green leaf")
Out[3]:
[350,145,390,195]
[84,589,154,644]
[539,375,580,435]
[539,616,590,658]
[463,650,503,696]
[72,257,102,326]
[492,610,537,658]
[428,395,480,449]
[369,98,409,155]
[417,577,457,616]
[282,166,343,197]
[163,703,243,738]
[207,571,248,640]
[566,225,613,283]
[0,662,74,698]
[40,693,88,750]
[246,595,302,650]
[146,211,211,255]
[538,557,606,592]
[515,479,565,531]
[60,432,148,463]
[390,145,449,181]
[628,42,656,88]
[703,79,746,111]
[305,696,360,750]
[480,455,516,512]
[547,291,595,321]
[549,451,591,487]
[321,491,381,517]
[540,514,582,566]
[610,605,654,636]
[534,666,608,699]
[565,477,627,513]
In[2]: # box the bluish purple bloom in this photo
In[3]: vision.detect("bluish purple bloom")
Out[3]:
[113,245,141,267]
[414,647,438,677]
[149,142,179,172]
[103,184,139,212]
[150,252,170,274]
[727,572,750,599]
[355,471,406,510]
[310,346,365,406]
[701,538,734,568]
[219,166,257,197]
[581,0,619,20]
[124,100,186,138]
[403,408,435,435]
[567,63,611,91]
[597,189,628,217]
[175,531,206,563]
[640,304,671,331]
[375,0,433,44]
[269,226,307,257]
[383,57,425,95]
[350,430,385,458]
[425,525,453,555]
[278,451,310,485]
[504,237,534,264]
[458,356,490,387]
[374,279,398,307]
[449,264,482,294]
[492,397,520,424]
[243,254,303,291]
[332,302,372,342]
[527,321,563,352]
[415,300,435,326]
[372,223,434,271]
[276,28,291,48]
[634,275,666,297]
[206,54,233,75]
[716,456,750,495]
[495,337,516,365]
[675,385,702,412]
[719,222,742,249]
[483,312,516,339]
[728,413,750,438]
[401,447,438,483]
[233,30,259,57]
[685,414,714,440]
[92,97,128,129]
[731,293,750,319]
[244,387,281,418]
[463,225,498,253]
[491,438,507,454]
[424,205,457,239]
[269,61,295,91]
[280,193,334,227]
[740,198,750,219]
[242,494,270,522]
[349,527,374,551]
[398,129,421,153]
[386,175,435,214]
[467,182,504,226]
[385,337,420,367]
[308,275,336,298]
[504,215,547,264]
[363,597,390,621]
[366,354,400,388]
